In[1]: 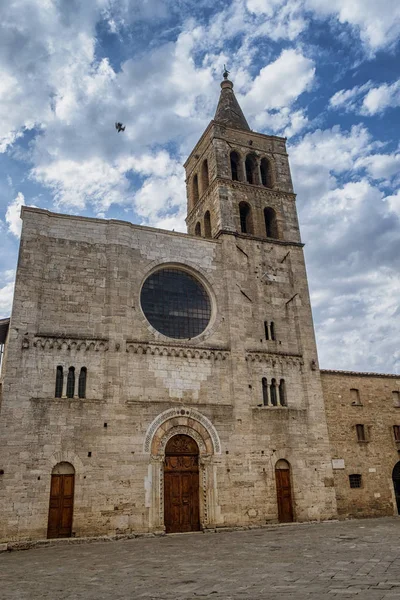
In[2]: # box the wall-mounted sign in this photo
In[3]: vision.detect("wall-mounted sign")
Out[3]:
[332,459,345,469]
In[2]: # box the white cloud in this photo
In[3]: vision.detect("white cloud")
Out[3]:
[330,79,400,117]
[329,82,372,112]
[5,193,25,238]
[242,49,315,114]
[0,281,14,318]
[305,0,400,52]
[355,153,400,181]
[386,189,400,217]
[288,123,400,372]
[361,80,400,115]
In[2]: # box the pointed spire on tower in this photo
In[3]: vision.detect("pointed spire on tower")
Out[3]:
[214,67,250,131]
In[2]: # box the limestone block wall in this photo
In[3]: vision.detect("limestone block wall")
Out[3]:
[0,207,337,541]
[321,370,400,518]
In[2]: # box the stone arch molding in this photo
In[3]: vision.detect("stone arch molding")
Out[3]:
[49,451,85,473]
[144,407,221,455]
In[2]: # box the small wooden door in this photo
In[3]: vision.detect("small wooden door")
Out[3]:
[393,462,400,514]
[47,467,75,538]
[275,462,294,523]
[164,435,200,533]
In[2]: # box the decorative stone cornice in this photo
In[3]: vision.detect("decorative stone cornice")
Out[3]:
[246,350,303,368]
[126,340,230,360]
[320,369,400,379]
[186,177,296,223]
[25,336,109,352]
[226,179,296,201]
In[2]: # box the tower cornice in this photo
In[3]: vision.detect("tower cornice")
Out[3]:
[185,177,296,224]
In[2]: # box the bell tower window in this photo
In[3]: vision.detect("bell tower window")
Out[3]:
[239,202,253,234]
[195,222,201,236]
[245,154,258,185]
[201,160,209,193]
[260,158,272,188]
[204,211,212,238]
[264,207,278,239]
[230,151,240,181]
[193,174,199,205]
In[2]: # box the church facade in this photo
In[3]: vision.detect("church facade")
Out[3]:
[0,76,399,542]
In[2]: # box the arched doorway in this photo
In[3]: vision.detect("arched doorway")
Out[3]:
[164,434,200,533]
[393,461,400,514]
[47,462,75,539]
[275,459,294,523]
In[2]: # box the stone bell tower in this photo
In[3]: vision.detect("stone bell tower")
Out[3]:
[185,70,301,245]
[184,72,338,523]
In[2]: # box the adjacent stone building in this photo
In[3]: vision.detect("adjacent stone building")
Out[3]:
[321,370,400,519]
[0,74,399,542]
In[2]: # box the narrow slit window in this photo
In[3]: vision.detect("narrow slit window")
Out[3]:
[239,202,253,234]
[204,211,212,238]
[270,378,277,406]
[66,367,75,399]
[55,366,63,398]
[264,207,278,239]
[262,377,269,406]
[260,157,272,188]
[279,379,286,406]
[349,474,362,488]
[350,388,361,405]
[78,367,87,399]
[230,151,240,181]
[201,159,209,192]
[264,321,269,340]
[356,424,366,442]
[193,174,199,205]
[394,425,400,441]
[270,321,275,340]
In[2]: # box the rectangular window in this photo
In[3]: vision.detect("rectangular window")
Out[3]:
[393,391,400,408]
[356,424,366,442]
[394,425,400,442]
[350,388,361,405]
[264,321,269,340]
[349,474,362,488]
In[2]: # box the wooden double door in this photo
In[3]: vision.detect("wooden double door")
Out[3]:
[275,463,294,523]
[47,472,75,538]
[164,435,200,533]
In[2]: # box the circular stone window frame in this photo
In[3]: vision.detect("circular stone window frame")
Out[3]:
[138,260,220,344]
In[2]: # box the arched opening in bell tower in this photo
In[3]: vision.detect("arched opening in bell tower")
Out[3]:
[204,211,212,238]
[245,154,258,185]
[264,207,279,239]
[260,157,273,188]
[230,151,241,181]
[201,159,209,193]
[239,202,254,234]
[192,174,199,205]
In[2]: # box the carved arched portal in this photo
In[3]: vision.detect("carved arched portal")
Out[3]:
[144,407,221,532]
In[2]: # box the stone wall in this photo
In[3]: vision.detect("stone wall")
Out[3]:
[0,206,337,542]
[321,370,400,518]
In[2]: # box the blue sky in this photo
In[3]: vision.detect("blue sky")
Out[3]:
[1,0,400,373]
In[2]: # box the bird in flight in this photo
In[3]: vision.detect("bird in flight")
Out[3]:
[115,122,126,132]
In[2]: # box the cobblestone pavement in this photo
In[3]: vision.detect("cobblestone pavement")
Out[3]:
[1,518,400,599]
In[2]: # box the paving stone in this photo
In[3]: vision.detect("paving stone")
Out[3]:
[1,518,400,599]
